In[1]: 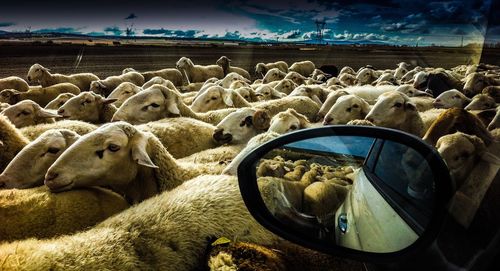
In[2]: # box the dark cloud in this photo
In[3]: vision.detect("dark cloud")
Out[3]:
[0,22,15,27]
[451,28,467,35]
[124,13,137,20]
[142,28,200,38]
[104,26,123,36]
[33,27,82,34]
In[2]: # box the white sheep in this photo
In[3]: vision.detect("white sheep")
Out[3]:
[90,71,145,97]
[255,61,288,77]
[213,108,271,144]
[0,76,30,92]
[176,57,224,84]
[338,73,357,86]
[216,56,251,80]
[19,120,98,141]
[234,87,258,102]
[463,72,500,97]
[190,86,251,112]
[289,60,315,77]
[254,85,286,101]
[288,85,329,106]
[356,67,378,85]
[0,174,277,270]
[433,89,471,109]
[394,66,408,81]
[284,71,307,85]
[44,122,227,203]
[316,90,349,121]
[1,100,60,128]
[339,66,356,76]
[0,83,81,107]
[262,68,287,84]
[344,84,398,104]
[107,82,142,107]
[219,72,251,88]
[229,79,251,90]
[142,76,177,90]
[27,63,98,91]
[57,91,117,124]
[268,108,318,134]
[464,94,497,111]
[0,114,29,172]
[44,93,76,110]
[323,94,371,125]
[0,129,79,189]
[123,67,183,86]
[273,79,298,95]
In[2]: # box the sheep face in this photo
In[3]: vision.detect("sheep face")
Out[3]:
[339,73,356,86]
[112,85,179,124]
[464,94,496,111]
[1,100,60,128]
[255,85,283,101]
[44,123,156,192]
[365,91,416,128]
[108,82,142,108]
[339,66,355,76]
[488,106,500,130]
[284,71,306,85]
[220,73,249,88]
[255,63,267,76]
[234,87,255,102]
[268,109,309,134]
[57,92,114,123]
[26,63,47,83]
[463,73,493,97]
[324,95,370,125]
[433,89,470,109]
[0,129,79,189]
[317,90,349,122]
[274,79,297,95]
[413,71,429,90]
[122,67,136,74]
[213,108,270,144]
[395,85,431,97]
[0,89,21,104]
[176,57,194,70]
[45,93,76,110]
[216,56,230,68]
[191,86,234,113]
[356,68,376,85]
[262,68,286,84]
[436,132,485,189]
[230,80,250,90]
[142,77,168,89]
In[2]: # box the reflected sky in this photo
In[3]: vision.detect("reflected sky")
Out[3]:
[285,136,375,158]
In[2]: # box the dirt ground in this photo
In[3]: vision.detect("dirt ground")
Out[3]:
[0,43,499,80]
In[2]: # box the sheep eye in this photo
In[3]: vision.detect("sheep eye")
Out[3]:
[346,107,352,112]
[290,125,297,130]
[22,110,31,115]
[460,152,469,158]
[352,104,359,108]
[239,120,246,127]
[108,144,120,152]
[36,69,40,72]
[47,147,60,154]
[150,103,160,108]
[211,97,218,100]
[394,102,402,108]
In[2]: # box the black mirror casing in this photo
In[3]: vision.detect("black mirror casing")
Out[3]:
[238,126,453,263]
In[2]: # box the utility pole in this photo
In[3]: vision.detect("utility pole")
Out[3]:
[461,35,464,47]
[314,19,326,44]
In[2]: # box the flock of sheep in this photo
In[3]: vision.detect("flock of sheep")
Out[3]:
[0,55,499,270]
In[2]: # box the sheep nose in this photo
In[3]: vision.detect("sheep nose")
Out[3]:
[45,172,59,182]
[323,117,333,125]
[57,108,65,115]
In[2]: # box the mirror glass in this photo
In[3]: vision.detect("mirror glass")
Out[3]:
[255,135,435,253]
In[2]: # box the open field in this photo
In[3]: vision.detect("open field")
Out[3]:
[1,41,499,79]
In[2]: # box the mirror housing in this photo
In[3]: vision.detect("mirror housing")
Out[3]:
[238,126,453,263]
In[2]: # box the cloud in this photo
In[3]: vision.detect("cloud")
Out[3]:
[334,30,390,41]
[104,26,123,36]
[381,20,429,34]
[451,28,467,35]
[0,22,15,28]
[124,13,137,20]
[142,28,200,38]
[33,27,82,34]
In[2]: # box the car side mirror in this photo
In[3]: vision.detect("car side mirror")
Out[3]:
[238,126,452,263]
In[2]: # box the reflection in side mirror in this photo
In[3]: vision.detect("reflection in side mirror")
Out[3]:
[238,127,451,261]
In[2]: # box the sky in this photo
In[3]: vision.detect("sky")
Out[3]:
[0,0,498,46]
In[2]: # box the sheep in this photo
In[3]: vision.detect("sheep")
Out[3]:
[0,102,9,111]
[339,66,356,76]
[20,120,98,141]
[176,56,224,84]
[372,73,397,86]
[178,82,206,93]
[90,71,145,97]
[311,69,330,82]
[423,108,494,146]
[268,108,318,134]
[464,94,497,111]
[482,86,500,103]
[463,72,500,97]
[216,56,251,79]
[343,85,398,103]
[262,68,287,84]
[0,174,277,270]
[27,63,98,91]
[1,100,60,128]
[57,91,117,124]
[395,84,432,97]
[0,76,29,92]
[137,117,219,159]
[142,76,177,90]
[123,67,183,86]
[234,87,258,102]
[213,108,271,145]
[433,89,471,109]
[288,85,329,106]
[338,73,357,86]
[365,91,439,137]
[488,106,500,131]
[112,84,239,125]
[356,67,378,85]
[284,71,307,85]
[219,72,251,88]
[178,144,244,164]
[229,79,251,90]
[0,186,129,242]
[0,129,80,189]
[44,92,76,110]
[107,82,142,107]
[255,61,289,77]
[254,85,286,101]
[316,90,349,122]
[414,70,465,97]
[273,79,298,95]
[323,94,371,125]
[289,60,315,77]
[401,67,423,83]
[190,86,251,113]
[253,96,320,121]
[0,115,29,172]
[0,83,81,107]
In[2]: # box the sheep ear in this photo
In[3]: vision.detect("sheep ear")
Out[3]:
[288,109,310,127]
[222,90,234,107]
[253,110,271,130]
[464,134,486,154]
[37,108,61,118]
[131,133,159,169]
[311,95,323,106]
[405,101,417,111]
[360,99,371,115]
[97,81,106,88]
[103,98,118,105]
[166,97,181,115]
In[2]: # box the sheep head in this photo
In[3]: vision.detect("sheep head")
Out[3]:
[112,84,180,124]
[44,122,157,192]
[0,89,21,104]
[0,129,79,189]
[190,86,236,112]
[45,93,76,110]
[268,108,310,134]
[262,68,286,84]
[324,94,370,125]
[57,91,116,123]
[365,91,417,128]
[27,63,49,83]
[213,108,270,144]
[1,100,60,128]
